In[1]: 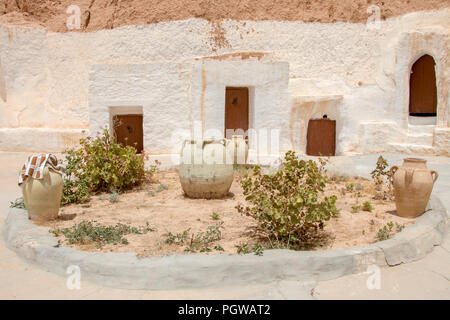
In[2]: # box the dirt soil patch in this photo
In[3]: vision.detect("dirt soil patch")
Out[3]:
[0,0,448,32]
[40,169,415,257]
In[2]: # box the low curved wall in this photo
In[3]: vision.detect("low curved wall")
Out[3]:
[3,195,448,290]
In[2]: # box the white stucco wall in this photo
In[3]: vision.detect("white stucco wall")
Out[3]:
[0,9,449,159]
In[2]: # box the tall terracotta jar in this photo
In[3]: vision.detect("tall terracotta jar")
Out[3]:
[390,158,438,218]
[227,135,249,165]
[21,167,63,221]
[179,138,234,199]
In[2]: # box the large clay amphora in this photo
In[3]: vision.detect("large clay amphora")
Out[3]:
[227,135,249,165]
[179,138,234,199]
[21,167,63,221]
[390,158,438,218]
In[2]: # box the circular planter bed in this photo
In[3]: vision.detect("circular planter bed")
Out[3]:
[40,169,414,257]
[4,168,448,290]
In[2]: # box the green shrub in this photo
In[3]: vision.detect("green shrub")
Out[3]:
[370,155,394,200]
[211,212,220,220]
[164,223,224,253]
[51,221,154,248]
[396,223,405,232]
[185,223,224,252]
[252,243,264,256]
[236,243,251,255]
[351,205,361,213]
[236,151,338,249]
[165,229,190,245]
[371,155,392,186]
[362,201,373,212]
[61,151,91,205]
[375,222,394,241]
[62,128,157,204]
[375,222,406,242]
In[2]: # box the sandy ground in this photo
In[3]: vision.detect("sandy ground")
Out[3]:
[0,0,449,32]
[40,169,415,257]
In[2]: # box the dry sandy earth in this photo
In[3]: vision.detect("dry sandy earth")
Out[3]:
[40,169,415,257]
[0,0,449,32]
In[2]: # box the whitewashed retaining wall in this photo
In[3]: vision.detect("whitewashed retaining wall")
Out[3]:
[0,9,449,161]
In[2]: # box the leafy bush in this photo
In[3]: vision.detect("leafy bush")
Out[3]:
[362,201,373,212]
[375,222,405,242]
[164,223,225,253]
[371,155,391,186]
[211,212,220,220]
[371,155,393,200]
[252,243,264,256]
[236,151,338,249]
[185,223,224,252]
[375,222,394,241]
[51,221,154,248]
[62,178,90,205]
[235,243,251,254]
[165,229,190,245]
[235,242,264,255]
[62,128,157,204]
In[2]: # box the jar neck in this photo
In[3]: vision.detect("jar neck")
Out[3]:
[403,158,427,169]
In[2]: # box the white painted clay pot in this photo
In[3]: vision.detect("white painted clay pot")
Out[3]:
[21,167,63,221]
[227,135,249,165]
[179,138,234,199]
[390,158,438,218]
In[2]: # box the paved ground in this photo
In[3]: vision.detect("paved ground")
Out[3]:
[0,152,448,299]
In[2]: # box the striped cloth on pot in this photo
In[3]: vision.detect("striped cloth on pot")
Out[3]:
[18,154,66,186]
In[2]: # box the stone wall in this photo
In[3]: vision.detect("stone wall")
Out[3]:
[0,9,448,160]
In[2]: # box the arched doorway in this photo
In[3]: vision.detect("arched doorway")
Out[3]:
[409,54,437,118]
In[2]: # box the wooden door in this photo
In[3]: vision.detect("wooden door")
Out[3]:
[306,118,336,156]
[409,55,437,116]
[113,114,143,153]
[225,87,249,139]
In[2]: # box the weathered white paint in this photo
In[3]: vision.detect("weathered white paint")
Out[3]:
[0,9,448,162]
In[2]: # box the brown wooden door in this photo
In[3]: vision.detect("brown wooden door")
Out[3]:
[409,55,437,116]
[113,114,143,153]
[306,118,336,156]
[225,87,249,139]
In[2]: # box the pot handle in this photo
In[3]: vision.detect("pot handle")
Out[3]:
[218,138,228,146]
[404,168,415,186]
[389,165,399,176]
[202,138,227,147]
[431,170,439,183]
